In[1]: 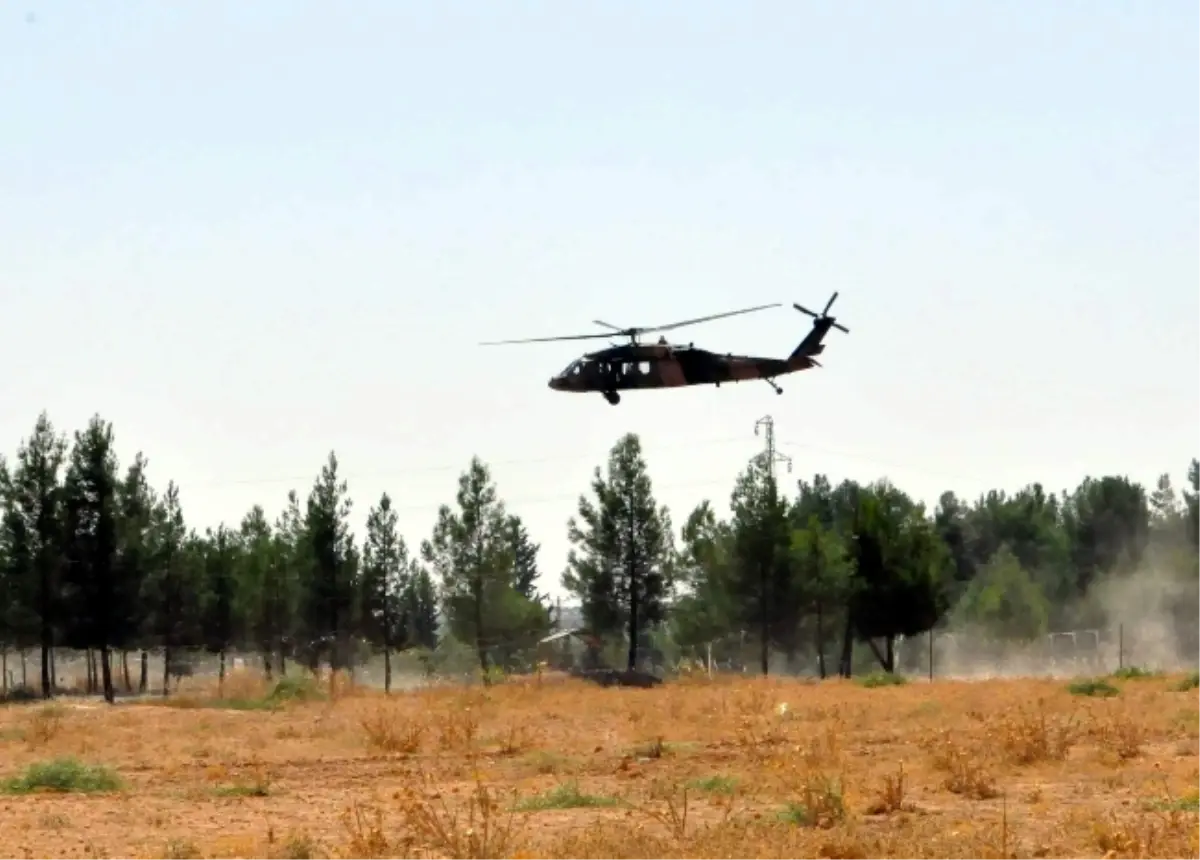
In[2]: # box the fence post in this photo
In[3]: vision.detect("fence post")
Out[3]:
[928,630,934,682]
[1118,623,1124,671]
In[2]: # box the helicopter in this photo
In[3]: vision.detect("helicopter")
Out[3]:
[480,292,849,405]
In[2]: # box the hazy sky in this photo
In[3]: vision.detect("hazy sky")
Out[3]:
[3,1,1197,600]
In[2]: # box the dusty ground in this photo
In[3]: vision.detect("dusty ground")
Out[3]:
[0,670,1196,859]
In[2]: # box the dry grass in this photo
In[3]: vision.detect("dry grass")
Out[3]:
[0,667,1196,858]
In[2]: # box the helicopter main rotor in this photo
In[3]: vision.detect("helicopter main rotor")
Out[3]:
[479,302,782,347]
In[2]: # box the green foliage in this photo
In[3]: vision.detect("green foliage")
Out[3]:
[0,410,1194,697]
[422,457,547,676]
[1172,672,1199,692]
[268,675,325,704]
[1110,666,1159,680]
[728,452,797,674]
[563,433,674,671]
[4,758,122,794]
[300,452,357,668]
[856,670,907,688]
[1067,678,1119,697]
[949,545,1050,641]
[513,780,619,811]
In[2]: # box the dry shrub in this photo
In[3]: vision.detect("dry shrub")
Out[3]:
[338,802,390,859]
[926,734,999,800]
[1090,710,1146,762]
[360,705,424,755]
[493,722,532,756]
[864,762,910,815]
[25,703,65,747]
[437,703,482,753]
[1090,807,1200,858]
[393,777,524,859]
[780,771,847,829]
[801,722,842,769]
[993,703,1076,765]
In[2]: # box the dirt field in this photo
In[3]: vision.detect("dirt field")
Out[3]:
[0,670,1196,859]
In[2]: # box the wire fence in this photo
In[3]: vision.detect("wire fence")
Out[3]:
[2,619,1196,701]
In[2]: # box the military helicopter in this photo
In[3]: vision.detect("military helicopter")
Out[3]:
[481,293,849,405]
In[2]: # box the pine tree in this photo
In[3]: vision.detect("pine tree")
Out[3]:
[506,515,542,602]
[403,567,439,650]
[669,501,737,660]
[300,453,356,673]
[361,492,411,692]
[115,451,155,693]
[143,481,200,695]
[728,452,795,675]
[271,489,307,675]
[790,513,853,678]
[201,525,238,696]
[563,433,673,672]
[236,505,274,675]
[60,416,121,703]
[3,412,68,697]
[421,457,518,678]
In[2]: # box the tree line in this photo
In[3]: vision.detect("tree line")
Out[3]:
[1,412,1196,702]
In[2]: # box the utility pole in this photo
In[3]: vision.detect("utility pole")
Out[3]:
[754,415,792,483]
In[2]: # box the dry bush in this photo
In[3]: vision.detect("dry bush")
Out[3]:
[360,705,424,755]
[2,674,1196,859]
[391,777,524,859]
[865,762,911,815]
[992,702,1077,765]
[1089,807,1200,858]
[926,733,1000,800]
[25,703,65,748]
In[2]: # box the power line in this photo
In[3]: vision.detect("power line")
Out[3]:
[189,433,752,489]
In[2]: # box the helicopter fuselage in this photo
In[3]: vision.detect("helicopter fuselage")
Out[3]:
[547,342,809,395]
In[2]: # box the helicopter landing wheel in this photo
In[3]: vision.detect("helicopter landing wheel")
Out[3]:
[603,390,621,405]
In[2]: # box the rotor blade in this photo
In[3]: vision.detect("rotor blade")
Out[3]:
[640,303,782,334]
[794,303,818,317]
[823,291,839,315]
[479,331,617,346]
[592,320,626,333]
[833,322,849,333]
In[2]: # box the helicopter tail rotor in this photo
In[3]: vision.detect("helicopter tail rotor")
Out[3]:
[794,291,849,334]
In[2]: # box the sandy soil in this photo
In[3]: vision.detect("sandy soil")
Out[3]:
[0,670,1196,858]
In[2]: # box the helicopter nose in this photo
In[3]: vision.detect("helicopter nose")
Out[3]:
[548,376,560,390]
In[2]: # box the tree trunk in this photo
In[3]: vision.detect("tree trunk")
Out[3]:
[86,649,95,693]
[162,645,172,697]
[473,580,490,682]
[838,613,854,678]
[758,560,770,676]
[122,652,132,692]
[885,635,895,673]
[100,647,115,704]
[50,647,56,691]
[139,651,148,693]
[815,601,827,679]
[40,567,53,699]
[218,650,226,699]
[2,650,7,697]
[40,638,52,699]
[21,650,28,687]
[262,649,273,681]
[384,648,392,694]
